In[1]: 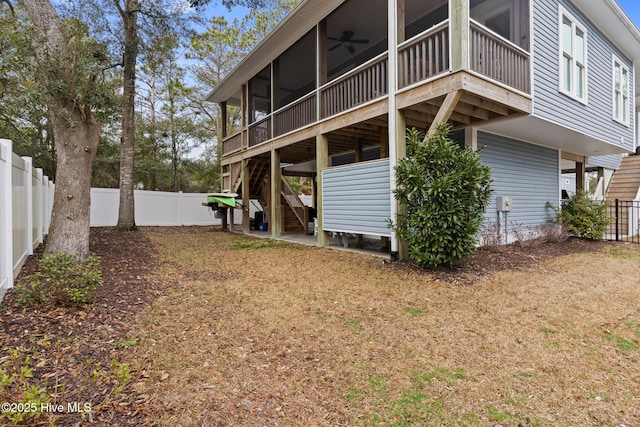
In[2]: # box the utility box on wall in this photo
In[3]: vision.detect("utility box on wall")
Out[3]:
[496,196,513,212]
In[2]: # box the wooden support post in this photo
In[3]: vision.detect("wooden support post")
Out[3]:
[229,205,235,232]
[380,126,389,159]
[426,90,463,140]
[317,20,327,121]
[397,0,405,43]
[316,134,329,247]
[451,0,470,72]
[576,160,585,193]
[355,138,363,163]
[271,149,282,238]
[380,126,390,250]
[242,159,250,234]
[220,101,227,139]
[395,109,408,260]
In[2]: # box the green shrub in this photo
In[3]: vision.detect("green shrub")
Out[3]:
[547,191,608,240]
[14,253,102,306]
[391,125,493,268]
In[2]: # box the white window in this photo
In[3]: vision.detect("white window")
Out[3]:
[613,57,630,125]
[559,8,587,102]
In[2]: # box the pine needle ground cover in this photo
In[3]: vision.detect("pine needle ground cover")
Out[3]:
[132,230,640,426]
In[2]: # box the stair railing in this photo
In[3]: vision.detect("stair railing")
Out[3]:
[280,176,308,232]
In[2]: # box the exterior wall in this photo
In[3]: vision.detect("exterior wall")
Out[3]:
[532,0,635,154]
[322,159,391,236]
[479,132,559,228]
[587,153,621,170]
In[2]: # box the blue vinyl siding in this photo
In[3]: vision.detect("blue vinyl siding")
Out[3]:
[532,0,635,153]
[588,153,621,170]
[322,159,391,236]
[479,132,559,228]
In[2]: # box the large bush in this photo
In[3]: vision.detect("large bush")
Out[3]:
[391,125,492,268]
[547,191,609,240]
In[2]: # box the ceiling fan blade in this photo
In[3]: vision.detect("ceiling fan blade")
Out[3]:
[347,44,355,54]
[327,37,342,42]
[329,43,341,51]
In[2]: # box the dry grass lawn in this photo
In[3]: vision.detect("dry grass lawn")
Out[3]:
[132,230,640,426]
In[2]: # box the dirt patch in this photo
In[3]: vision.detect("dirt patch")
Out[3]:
[1,227,638,426]
[0,228,164,426]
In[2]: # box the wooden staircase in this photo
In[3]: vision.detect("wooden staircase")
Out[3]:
[605,155,640,237]
[606,155,640,201]
[228,160,306,232]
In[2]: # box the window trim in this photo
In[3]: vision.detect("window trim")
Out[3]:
[558,6,588,104]
[612,55,630,127]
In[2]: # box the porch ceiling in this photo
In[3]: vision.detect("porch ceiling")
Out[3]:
[477,115,634,157]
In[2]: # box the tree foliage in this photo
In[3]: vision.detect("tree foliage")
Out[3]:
[391,125,493,268]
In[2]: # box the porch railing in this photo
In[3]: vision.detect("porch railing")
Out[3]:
[470,20,531,93]
[274,92,317,137]
[398,21,450,89]
[320,53,388,119]
[223,19,532,157]
[248,116,271,147]
[222,131,243,156]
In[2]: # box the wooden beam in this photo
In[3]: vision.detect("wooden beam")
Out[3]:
[270,149,282,238]
[242,159,250,234]
[316,134,329,247]
[561,151,586,163]
[426,90,463,139]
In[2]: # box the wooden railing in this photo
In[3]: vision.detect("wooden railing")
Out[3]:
[281,176,308,232]
[274,93,317,137]
[230,162,242,192]
[249,116,271,147]
[222,131,243,156]
[470,20,531,93]
[320,53,388,119]
[398,21,450,89]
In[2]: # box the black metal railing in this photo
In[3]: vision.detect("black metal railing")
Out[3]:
[605,199,640,243]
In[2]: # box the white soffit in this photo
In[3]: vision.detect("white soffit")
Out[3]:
[477,116,633,157]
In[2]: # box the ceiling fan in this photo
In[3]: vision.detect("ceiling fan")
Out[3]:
[328,31,369,54]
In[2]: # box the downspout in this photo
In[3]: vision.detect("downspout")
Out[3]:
[388,0,399,260]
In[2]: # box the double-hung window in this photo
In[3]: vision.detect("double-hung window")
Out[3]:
[613,57,630,125]
[559,8,587,102]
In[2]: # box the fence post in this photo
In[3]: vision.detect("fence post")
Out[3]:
[36,168,44,245]
[0,139,14,292]
[22,157,34,255]
[615,199,619,242]
[178,191,184,226]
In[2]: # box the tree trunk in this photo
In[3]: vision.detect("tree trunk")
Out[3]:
[116,0,139,230]
[46,109,100,257]
[22,0,100,258]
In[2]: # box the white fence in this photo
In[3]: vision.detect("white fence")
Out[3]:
[0,139,54,298]
[90,188,253,227]
[1,137,258,300]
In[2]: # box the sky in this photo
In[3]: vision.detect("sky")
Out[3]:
[617,0,640,30]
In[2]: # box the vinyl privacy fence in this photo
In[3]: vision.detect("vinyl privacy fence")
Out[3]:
[2,138,249,300]
[0,139,54,299]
